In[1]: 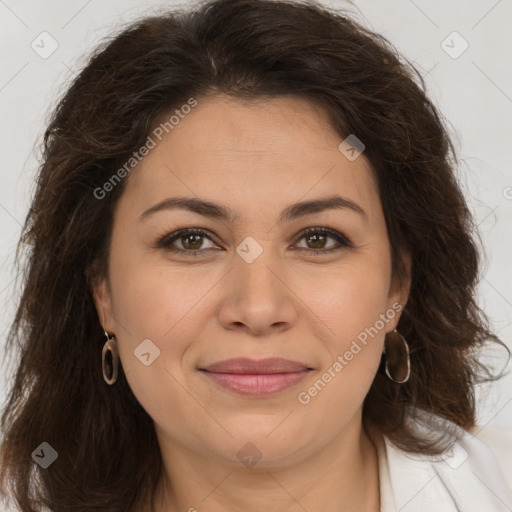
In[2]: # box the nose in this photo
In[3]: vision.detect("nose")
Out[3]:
[216,250,298,336]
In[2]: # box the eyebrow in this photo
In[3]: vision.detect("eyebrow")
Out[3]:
[139,194,367,224]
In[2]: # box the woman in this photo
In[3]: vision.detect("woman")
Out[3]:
[1,0,511,510]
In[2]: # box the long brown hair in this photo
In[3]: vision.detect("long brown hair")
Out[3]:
[1,0,508,510]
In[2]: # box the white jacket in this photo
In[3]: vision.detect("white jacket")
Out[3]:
[374,416,512,512]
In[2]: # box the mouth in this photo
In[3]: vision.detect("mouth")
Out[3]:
[198,357,314,397]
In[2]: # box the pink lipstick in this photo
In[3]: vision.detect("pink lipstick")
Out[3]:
[199,357,313,396]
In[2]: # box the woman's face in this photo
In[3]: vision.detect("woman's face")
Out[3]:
[93,94,409,468]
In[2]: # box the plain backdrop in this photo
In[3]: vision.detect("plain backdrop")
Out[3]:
[1,0,511,435]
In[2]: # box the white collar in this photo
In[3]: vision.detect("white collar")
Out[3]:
[371,421,512,512]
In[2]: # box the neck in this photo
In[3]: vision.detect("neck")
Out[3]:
[150,419,380,512]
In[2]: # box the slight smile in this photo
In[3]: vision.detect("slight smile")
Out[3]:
[199,357,314,397]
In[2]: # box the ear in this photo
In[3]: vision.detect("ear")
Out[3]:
[90,271,116,334]
[385,249,412,333]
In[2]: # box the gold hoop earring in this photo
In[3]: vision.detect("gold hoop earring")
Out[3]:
[383,329,410,384]
[102,331,119,385]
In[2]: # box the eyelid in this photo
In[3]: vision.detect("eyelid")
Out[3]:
[295,226,354,249]
[153,228,217,252]
[154,226,354,254]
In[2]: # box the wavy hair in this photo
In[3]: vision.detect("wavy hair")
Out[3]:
[1,0,508,510]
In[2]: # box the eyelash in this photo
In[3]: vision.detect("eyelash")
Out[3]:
[154,226,354,256]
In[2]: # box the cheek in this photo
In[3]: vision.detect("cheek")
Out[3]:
[106,242,201,383]
[314,254,392,341]
[107,253,203,435]
[302,254,391,400]
[107,249,234,421]
[109,239,210,336]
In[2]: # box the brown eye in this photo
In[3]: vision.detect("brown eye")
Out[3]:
[294,227,353,254]
[156,228,218,254]
[304,232,329,249]
[180,233,206,250]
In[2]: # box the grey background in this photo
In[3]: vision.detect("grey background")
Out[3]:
[1,0,511,432]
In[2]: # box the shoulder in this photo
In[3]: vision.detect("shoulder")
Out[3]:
[469,423,512,480]
[381,410,512,512]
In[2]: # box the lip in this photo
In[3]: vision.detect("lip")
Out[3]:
[200,357,312,374]
[199,358,313,397]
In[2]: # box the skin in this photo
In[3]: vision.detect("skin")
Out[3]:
[92,94,411,512]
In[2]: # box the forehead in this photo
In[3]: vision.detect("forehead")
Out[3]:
[119,94,380,223]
